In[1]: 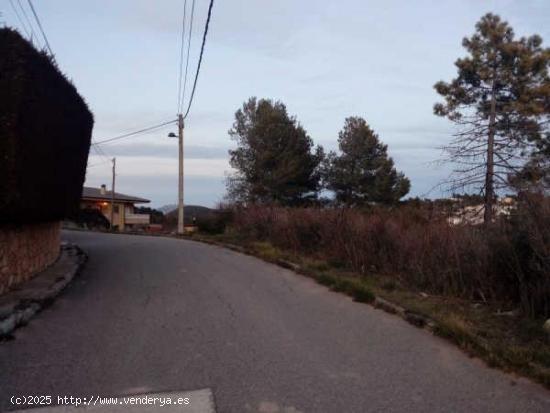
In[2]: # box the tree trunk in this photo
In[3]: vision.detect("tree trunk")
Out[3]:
[484,74,497,225]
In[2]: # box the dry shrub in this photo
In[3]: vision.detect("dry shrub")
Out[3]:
[505,193,550,318]
[226,197,550,319]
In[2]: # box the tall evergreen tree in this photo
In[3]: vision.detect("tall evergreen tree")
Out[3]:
[227,97,324,205]
[434,13,549,223]
[324,117,410,205]
[512,132,550,191]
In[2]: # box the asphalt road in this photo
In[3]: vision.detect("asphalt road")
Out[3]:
[1,231,549,412]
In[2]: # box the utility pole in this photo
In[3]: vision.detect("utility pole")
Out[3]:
[177,114,185,235]
[110,157,116,231]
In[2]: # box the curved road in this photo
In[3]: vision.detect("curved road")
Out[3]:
[1,231,549,412]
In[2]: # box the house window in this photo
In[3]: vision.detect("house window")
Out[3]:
[114,205,120,213]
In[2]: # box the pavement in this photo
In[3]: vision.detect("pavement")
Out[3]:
[1,230,549,413]
[0,243,86,339]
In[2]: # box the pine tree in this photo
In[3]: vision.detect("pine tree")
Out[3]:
[227,97,324,205]
[512,133,550,191]
[434,13,549,224]
[324,117,410,205]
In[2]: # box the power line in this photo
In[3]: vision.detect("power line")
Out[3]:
[93,120,177,145]
[87,157,112,169]
[88,142,111,171]
[182,0,214,119]
[27,0,54,57]
[8,0,30,38]
[176,0,188,114]
[87,145,113,169]
[91,141,110,159]
[180,0,196,114]
[17,0,37,41]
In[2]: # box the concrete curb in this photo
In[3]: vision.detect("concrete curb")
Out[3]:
[123,233,526,364]
[0,243,87,339]
[285,262,439,333]
[55,231,550,388]
[191,236,440,334]
[66,231,443,337]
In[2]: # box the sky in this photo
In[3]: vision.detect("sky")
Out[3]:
[2,0,549,207]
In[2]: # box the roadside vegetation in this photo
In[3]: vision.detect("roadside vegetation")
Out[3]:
[220,197,549,319]
[188,13,550,386]
[192,196,550,387]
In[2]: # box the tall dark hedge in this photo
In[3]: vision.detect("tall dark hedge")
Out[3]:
[0,28,94,224]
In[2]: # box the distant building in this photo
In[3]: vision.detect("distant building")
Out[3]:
[81,185,150,231]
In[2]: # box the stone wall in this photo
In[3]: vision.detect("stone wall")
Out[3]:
[0,222,60,295]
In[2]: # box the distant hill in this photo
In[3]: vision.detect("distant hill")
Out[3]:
[164,205,215,228]
[184,205,215,218]
[158,204,177,214]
